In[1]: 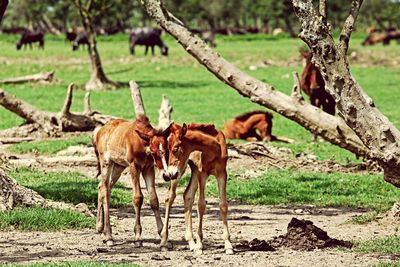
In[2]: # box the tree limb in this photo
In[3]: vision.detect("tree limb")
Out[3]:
[0,0,8,25]
[340,0,363,54]
[158,95,173,130]
[319,0,327,19]
[139,0,369,159]
[61,83,74,116]
[130,81,146,118]
[291,72,304,103]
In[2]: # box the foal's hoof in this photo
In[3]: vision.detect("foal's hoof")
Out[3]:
[134,240,143,248]
[96,224,104,233]
[194,249,203,255]
[106,240,115,247]
[225,248,234,255]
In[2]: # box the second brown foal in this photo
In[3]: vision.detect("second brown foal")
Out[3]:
[159,122,233,254]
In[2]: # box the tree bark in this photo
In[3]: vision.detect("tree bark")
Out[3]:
[0,84,116,136]
[158,95,173,130]
[139,0,368,158]
[0,71,55,85]
[292,0,400,187]
[0,0,8,25]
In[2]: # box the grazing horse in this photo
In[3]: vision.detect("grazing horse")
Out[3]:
[159,123,233,254]
[362,33,388,46]
[129,28,168,56]
[300,51,335,116]
[222,110,274,142]
[16,31,45,50]
[93,115,173,246]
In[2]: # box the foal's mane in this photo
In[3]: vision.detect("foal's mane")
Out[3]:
[235,110,273,121]
[188,123,219,136]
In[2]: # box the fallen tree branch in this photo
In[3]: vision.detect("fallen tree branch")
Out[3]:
[139,0,369,159]
[0,84,116,137]
[0,168,93,216]
[0,71,55,85]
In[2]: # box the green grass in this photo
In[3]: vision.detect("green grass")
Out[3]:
[9,167,131,208]
[7,135,91,155]
[1,33,400,163]
[206,169,400,212]
[0,207,94,231]
[2,262,140,267]
[351,211,379,224]
[355,236,400,254]
[373,263,400,267]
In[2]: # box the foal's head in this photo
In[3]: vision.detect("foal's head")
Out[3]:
[162,123,188,181]
[135,120,173,180]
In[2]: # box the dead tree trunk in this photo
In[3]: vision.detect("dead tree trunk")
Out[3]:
[0,0,8,25]
[0,84,117,137]
[140,0,400,187]
[158,95,173,130]
[292,0,400,187]
[72,0,119,91]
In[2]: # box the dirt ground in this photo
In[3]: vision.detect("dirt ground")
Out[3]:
[0,142,399,266]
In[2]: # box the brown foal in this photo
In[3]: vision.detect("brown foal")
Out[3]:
[159,122,233,254]
[93,115,172,246]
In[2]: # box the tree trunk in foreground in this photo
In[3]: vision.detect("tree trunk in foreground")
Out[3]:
[139,0,400,187]
[292,0,400,187]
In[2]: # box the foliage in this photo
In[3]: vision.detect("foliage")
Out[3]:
[206,169,400,212]
[0,207,94,231]
[9,167,132,208]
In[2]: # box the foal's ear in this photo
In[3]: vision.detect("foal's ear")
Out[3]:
[180,123,187,140]
[135,129,152,142]
[162,123,172,137]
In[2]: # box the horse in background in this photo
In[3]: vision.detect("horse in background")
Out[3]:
[300,51,335,116]
[222,110,293,143]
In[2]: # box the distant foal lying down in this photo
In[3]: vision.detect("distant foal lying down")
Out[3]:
[222,110,274,141]
[160,123,233,254]
[93,115,172,246]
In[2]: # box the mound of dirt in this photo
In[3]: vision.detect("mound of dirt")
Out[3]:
[271,218,353,251]
[235,238,276,252]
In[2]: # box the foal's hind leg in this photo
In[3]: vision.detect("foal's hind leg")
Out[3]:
[216,170,234,254]
[194,171,208,253]
[97,161,124,246]
[183,162,199,252]
[130,163,144,247]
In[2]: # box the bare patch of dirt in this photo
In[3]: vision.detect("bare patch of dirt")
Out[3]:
[0,141,397,266]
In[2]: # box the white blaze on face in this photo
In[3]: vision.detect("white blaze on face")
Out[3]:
[159,143,168,170]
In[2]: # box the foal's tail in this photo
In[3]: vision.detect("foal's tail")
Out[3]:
[92,127,101,178]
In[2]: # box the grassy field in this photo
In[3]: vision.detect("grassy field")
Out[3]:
[1,33,400,233]
[1,33,400,163]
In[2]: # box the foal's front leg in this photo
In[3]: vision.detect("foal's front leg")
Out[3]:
[130,164,144,247]
[142,166,163,236]
[160,178,178,251]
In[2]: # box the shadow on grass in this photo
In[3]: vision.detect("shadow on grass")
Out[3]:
[26,180,131,208]
[137,80,210,89]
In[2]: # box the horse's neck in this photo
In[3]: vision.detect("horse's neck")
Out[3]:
[183,130,220,156]
[243,115,263,129]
